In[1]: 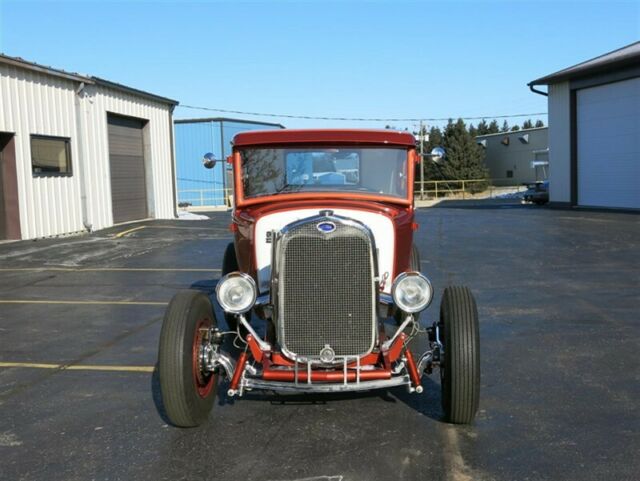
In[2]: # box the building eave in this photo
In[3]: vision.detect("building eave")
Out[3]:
[174,117,284,128]
[475,126,548,139]
[91,77,178,106]
[528,41,640,86]
[0,53,92,84]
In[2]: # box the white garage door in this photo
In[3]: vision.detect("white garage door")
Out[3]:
[577,77,640,209]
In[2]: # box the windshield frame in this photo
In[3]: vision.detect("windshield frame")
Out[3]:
[233,145,416,207]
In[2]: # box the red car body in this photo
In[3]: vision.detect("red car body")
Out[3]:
[158,128,480,427]
[230,129,419,281]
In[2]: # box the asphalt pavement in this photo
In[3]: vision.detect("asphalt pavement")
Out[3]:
[0,200,638,481]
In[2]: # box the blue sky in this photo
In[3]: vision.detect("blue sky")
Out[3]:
[1,0,638,130]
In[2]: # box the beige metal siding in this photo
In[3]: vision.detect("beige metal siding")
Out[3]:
[0,63,176,239]
[107,115,148,223]
[547,81,571,203]
[476,128,548,185]
[79,85,175,231]
[0,64,84,239]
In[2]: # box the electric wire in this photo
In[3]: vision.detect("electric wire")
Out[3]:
[177,104,547,123]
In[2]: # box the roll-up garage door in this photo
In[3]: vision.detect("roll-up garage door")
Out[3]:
[577,77,640,209]
[108,115,148,223]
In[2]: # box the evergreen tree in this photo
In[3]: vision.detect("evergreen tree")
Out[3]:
[522,119,534,129]
[422,126,444,180]
[535,119,545,128]
[476,119,490,135]
[511,125,521,131]
[439,119,488,184]
[468,123,478,138]
[501,120,510,132]
[488,120,500,133]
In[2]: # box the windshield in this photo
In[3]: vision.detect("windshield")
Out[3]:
[240,147,409,199]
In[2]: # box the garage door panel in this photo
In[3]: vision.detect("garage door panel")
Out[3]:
[109,139,144,157]
[110,154,144,175]
[108,115,148,223]
[577,77,640,209]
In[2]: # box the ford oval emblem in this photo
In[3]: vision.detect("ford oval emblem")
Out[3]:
[317,221,336,234]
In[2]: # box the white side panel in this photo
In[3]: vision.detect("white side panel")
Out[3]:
[254,209,395,294]
[80,85,175,231]
[548,81,571,203]
[0,64,84,239]
[577,77,640,209]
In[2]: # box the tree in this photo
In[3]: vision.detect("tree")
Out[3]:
[438,119,488,184]
[422,126,444,181]
[511,125,521,131]
[535,119,545,128]
[468,123,478,138]
[522,119,534,129]
[488,120,500,134]
[476,119,490,136]
[501,120,510,132]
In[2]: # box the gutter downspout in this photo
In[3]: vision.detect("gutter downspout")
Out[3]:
[529,84,548,97]
[168,104,178,218]
[74,82,92,232]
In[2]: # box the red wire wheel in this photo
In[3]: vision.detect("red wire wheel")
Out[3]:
[192,318,216,398]
[159,290,218,427]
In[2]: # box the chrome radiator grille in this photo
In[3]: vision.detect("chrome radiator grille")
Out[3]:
[277,218,376,358]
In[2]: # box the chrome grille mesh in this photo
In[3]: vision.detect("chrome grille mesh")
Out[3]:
[279,220,375,357]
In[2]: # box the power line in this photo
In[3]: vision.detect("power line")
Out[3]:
[176,104,547,122]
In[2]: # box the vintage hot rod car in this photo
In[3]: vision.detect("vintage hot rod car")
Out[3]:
[158,129,480,427]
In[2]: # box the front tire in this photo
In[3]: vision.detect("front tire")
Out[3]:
[158,290,217,427]
[440,286,480,424]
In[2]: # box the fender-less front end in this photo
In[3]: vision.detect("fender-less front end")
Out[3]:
[212,211,439,397]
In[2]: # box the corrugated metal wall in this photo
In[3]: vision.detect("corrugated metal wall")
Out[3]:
[80,84,175,231]
[0,62,175,239]
[548,81,571,203]
[175,121,225,207]
[0,64,85,239]
[175,120,282,207]
[476,128,548,186]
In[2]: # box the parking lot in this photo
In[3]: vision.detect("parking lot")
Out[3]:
[0,201,638,481]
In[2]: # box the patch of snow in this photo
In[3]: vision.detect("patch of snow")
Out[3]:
[177,210,210,220]
[0,432,22,447]
[494,190,524,200]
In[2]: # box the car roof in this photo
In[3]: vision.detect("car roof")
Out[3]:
[232,129,417,147]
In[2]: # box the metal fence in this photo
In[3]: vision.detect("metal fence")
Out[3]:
[414,179,527,200]
[178,188,232,208]
[178,180,526,208]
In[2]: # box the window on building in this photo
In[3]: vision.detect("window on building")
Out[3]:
[506,170,513,178]
[31,136,72,175]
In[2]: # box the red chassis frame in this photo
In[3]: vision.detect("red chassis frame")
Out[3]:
[227,330,423,395]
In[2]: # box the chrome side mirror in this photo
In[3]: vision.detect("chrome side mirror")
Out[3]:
[202,152,216,169]
[430,146,445,164]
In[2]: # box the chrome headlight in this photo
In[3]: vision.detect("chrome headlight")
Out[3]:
[392,272,433,313]
[216,272,257,314]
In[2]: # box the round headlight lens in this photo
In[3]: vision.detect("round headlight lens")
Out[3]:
[392,272,433,313]
[216,272,257,314]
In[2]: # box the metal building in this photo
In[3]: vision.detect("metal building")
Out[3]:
[0,54,178,240]
[174,118,283,208]
[476,127,548,186]
[529,41,639,209]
